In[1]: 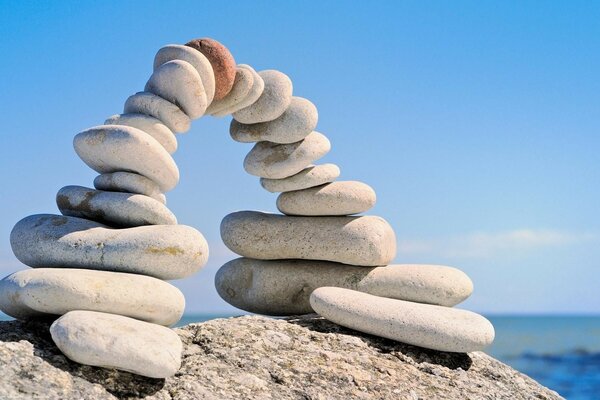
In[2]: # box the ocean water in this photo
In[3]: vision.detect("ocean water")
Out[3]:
[2,313,598,398]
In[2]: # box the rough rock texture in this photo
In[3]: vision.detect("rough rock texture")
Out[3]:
[0,315,562,400]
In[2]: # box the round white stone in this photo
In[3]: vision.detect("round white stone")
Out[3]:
[105,113,177,154]
[56,186,176,227]
[260,164,341,193]
[230,97,318,144]
[145,59,207,119]
[207,66,254,115]
[277,181,376,216]
[154,44,216,105]
[232,70,293,124]
[221,211,396,266]
[243,131,331,179]
[73,125,179,192]
[213,64,264,117]
[216,259,474,315]
[124,91,191,133]
[50,311,182,378]
[11,214,209,280]
[310,287,495,353]
[0,268,184,326]
[93,172,164,204]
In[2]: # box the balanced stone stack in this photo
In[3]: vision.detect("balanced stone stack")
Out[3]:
[0,38,259,378]
[216,72,496,353]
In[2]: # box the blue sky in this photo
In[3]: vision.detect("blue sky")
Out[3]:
[0,1,599,315]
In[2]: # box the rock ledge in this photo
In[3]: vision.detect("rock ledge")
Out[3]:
[0,315,562,399]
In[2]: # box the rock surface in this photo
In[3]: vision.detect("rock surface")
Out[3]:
[104,113,177,154]
[260,163,341,192]
[124,92,191,133]
[185,38,236,101]
[0,315,562,399]
[233,70,293,124]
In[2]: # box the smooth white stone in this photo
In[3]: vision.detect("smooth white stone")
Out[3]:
[145,60,207,119]
[213,64,264,117]
[56,186,176,227]
[221,211,396,266]
[0,268,184,326]
[51,311,182,378]
[105,113,177,154]
[11,214,209,280]
[310,287,495,353]
[277,181,376,216]
[260,164,341,193]
[93,172,165,204]
[73,125,179,192]
[216,259,473,315]
[154,44,216,105]
[230,97,318,144]
[232,70,292,124]
[124,91,191,133]
[244,131,331,179]
[206,67,254,115]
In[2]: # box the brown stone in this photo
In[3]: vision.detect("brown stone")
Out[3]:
[185,38,236,101]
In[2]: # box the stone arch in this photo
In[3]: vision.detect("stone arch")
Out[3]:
[0,37,494,378]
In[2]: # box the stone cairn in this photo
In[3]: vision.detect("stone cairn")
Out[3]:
[0,37,495,379]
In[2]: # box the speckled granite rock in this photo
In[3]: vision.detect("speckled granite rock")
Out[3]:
[0,315,562,400]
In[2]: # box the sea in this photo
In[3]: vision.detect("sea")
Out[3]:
[2,313,598,399]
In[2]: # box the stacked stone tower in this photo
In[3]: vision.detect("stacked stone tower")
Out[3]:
[0,37,494,378]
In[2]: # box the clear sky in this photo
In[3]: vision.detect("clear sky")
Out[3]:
[0,1,599,316]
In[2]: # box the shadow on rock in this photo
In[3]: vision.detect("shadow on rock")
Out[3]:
[286,314,473,371]
[0,319,165,399]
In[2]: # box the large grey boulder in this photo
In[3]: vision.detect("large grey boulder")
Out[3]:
[0,315,562,399]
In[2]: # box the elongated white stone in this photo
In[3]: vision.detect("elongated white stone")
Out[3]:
[105,113,177,154]
[154,44,216,105]
[124,91,191,133]
[0,268,184,326]
[93,172,165,204]
[311,287,495,353]
[11,214,208,280]
[206,66,254,115]
[244,131,331,179]
[215,259,474,315]
[232,70,292,124]
[56,186,176,227]
[230,97,318,144]
[277,181,376,216]
[51,311,182,378]
[145,60,207,119]
[260,164,341,193]
[73,125,179,192]
[221,211,396,266]
[213,64,264,117]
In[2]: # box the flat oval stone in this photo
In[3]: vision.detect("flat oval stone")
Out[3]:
[277,181,376,216]
[51,311,182,378]
[232,70,293,124]
[105,113,177,154]
[206,67,254,115]
[11,214,208,280]
[93,172,164,204]
[260,164,341,193]
[185,38,236,101]
[0,268,184,326]
[310,287,495,353]
[145,59,207,119]
[216,259,474,315]
[244,131,331,179]
[124,91,191,133]
[56,186,176,227]
[221,211,396,266]
[213,64,264,117]
[231,97,318,144]
[154,44,216,105]
[73,125,179,192]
